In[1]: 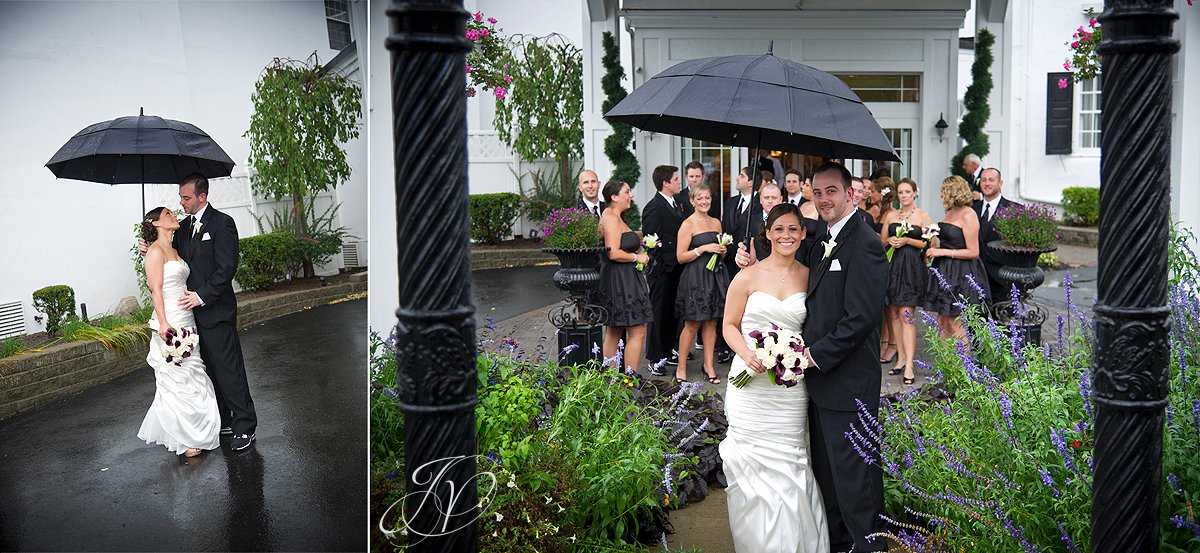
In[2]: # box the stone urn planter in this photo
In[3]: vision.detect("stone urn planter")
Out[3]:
[987,240,1057,346]
[542,246,609,366]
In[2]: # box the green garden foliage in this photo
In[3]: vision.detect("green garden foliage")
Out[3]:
[256,198,352,276]
[234,232,296,291]
[493,34,584,201]
[0,337,21,359]
[868,234,1200,550]
[32,285,76,334]
[470,192,523,245]
[370,327,713,552]
[951,28,995,179]
[245,55,361,277]
[1061,186,1100,227]
[515,165,577,226]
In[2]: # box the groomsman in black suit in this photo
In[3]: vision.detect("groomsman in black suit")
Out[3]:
[722,166,759,275]
[684,160,718,219]
[972,167,1019,305]
[782,169,806,206]
[575,169,604,218]
[801,162,889,553]
[962,153,984,200]
[174,174,258,451]
[643,165,686,368]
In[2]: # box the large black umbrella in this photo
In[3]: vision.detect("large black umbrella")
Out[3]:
[46,108,236,213]
[606,51,901,163]
[606,49,899,241]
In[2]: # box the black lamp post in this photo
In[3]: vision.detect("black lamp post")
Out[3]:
[1091,1,1177,551]
[388,1,480,551]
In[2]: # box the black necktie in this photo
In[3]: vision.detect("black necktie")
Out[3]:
[738,197,746,213]
[981,203,991,223]
[591,205,600,218]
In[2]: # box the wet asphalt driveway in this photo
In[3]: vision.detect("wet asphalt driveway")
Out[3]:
[0,298,367,552]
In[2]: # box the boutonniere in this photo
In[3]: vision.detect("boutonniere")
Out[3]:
[822,238,837,260]
[193,221,203,233]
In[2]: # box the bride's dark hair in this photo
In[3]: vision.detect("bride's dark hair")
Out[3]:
[141,207,169,243]
[756,203,803,255]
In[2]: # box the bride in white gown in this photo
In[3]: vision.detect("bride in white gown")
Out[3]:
[720,204,828,552]
[137,207,220,457]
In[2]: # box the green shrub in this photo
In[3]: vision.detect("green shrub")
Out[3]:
[469,192,522,245]
[541,206,602,249]
[1037,252,1061,270]
[1061,186,1099,226]
[32,285,76,334]
[235,232,296,291]
[0,337,21,359]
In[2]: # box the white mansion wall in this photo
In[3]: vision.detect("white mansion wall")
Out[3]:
[620,8,967,218]
[0,0,362,337]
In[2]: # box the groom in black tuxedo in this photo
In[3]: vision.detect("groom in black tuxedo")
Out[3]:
[174,173,258,451]
[802,162,888,552]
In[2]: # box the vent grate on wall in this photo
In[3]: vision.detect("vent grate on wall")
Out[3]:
[0,300,25,339]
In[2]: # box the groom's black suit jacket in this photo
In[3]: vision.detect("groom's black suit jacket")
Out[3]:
[174,205,240,329]
[972,196,1018,300]
[803,212,888,412]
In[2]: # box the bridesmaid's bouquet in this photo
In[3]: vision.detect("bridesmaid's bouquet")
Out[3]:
[886,220,914,263]
[706,233,733,271]
[637,233,659,271]
[730,323,808,388]
[162,326,200,367]
[921,224,940,265]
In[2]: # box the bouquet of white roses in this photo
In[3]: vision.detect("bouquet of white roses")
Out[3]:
[886,220,914,263]
[637,233,659,271]
[730,322,808,388]
[161,326,200,367]
[706,233,733,271]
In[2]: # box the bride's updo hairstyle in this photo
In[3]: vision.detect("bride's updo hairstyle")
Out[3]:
[757,202,802,255]
[141,207,169,243]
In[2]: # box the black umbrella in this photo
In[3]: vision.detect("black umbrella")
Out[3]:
[606,48,900,241]
[606,50,901,163]
[46,108,236,214]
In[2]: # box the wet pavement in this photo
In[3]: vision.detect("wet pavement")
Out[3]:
[471,265,559,327]
[0,298,367,552]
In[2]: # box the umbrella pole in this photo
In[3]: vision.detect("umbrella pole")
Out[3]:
[744,137,763,245]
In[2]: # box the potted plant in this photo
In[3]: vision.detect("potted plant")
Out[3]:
[987,202,1059,345]
[540,207,607,365]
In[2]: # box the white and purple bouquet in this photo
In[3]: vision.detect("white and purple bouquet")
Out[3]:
[730,323,808,388]
[886,220,914,263]
[162,326,199,367]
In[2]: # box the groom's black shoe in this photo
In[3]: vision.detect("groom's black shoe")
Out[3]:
[220,426,233,435]
[232,433,255,451]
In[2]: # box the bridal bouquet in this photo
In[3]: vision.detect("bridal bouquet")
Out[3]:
[886,220,914,263]
[162,326,200,367]
[706,233,733,271]
[730,323,808,388]
[637,233,659,271]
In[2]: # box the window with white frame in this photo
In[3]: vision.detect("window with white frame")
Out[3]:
[325,0,352,51]
[680,139,734,200]
[1078,75,1102,150]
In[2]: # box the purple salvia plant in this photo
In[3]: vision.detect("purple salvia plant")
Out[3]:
[929,266,951,292]
[1170,515,1200,540]
[1057,521,1082,553]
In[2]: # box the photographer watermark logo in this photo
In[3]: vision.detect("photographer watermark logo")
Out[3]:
[378,455,499,544]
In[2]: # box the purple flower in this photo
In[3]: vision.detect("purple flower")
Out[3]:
[487,16,497,24]
[1058,521,1081,553]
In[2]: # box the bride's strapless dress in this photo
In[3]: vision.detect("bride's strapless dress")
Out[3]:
[719,291,828,553]
[137,259,220,454]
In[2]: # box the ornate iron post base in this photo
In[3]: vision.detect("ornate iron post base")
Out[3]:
[544,247,608,365]
[388,2,479,551]
[1091,2,1178,551]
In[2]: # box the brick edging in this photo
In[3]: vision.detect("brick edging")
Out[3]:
[471,248,558,270]
[0,280,367,421]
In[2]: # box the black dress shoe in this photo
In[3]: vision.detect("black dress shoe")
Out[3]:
[716,350,735,364]
[231,433,255,451]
